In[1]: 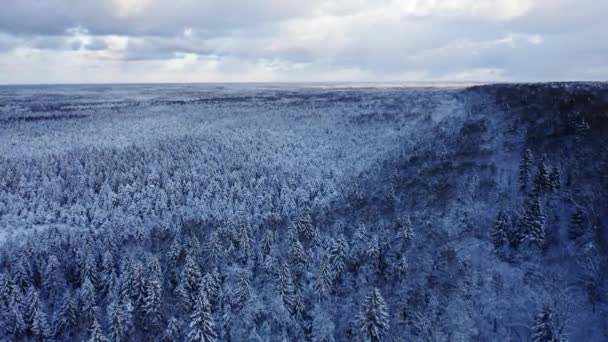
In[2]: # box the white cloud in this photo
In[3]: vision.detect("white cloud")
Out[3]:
[0,0,605,83]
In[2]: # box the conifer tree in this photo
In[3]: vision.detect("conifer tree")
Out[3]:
[261,230,275,257]
[236,270,252,308]
[163,317,182,341]
[398,215,414,245]
[31,307,51,340]
[519,148,533,192]
[107,295,133,342]
[534,162,551,194]
[289,238,307,275]
[205,232,224,265]
[54,291,78,337]
[80,277,97,326]
[328,236,348,282]
[492,210,511,249]
[42,255,63,300]
[24,287,41,326]
[142,273,163,331]
[88,317,108,342]
[314,255,334,300]
[178,255,203,307]
[292,286,306,322]
[531,306,562,342]
[201,273,219,304]
[100,250,116,298]
[278,263,296,311]
[367,235,380,267]
[521,197,546,248]
[548,166,561,191]
[188,291,217,342]
[357,287,389,342]
[296,211,318,242]
[568,208,585,240]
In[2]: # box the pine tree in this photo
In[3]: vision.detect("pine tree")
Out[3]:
[492,210,511,249]
[261,230,275,257]
[398,215,414,245]
[521,196,546,248]
[296,211,318,242]
[534,162,551,194]
[205,232,224,265]
[278,263,296,311]
[292,286,306,321]
[367,235,380,267]
[568,208,585,240]
[107,295,133,342]
[519,148,533,192]
[201,273,219,304]
[31,307,51,340]
[238,222,253,263]
[357,288,389,342]
[99,250,117,298]
[54,291,78,337]
[531,306,562,342]
[24,287,41,326]
[188,291,217,342]
[548,166,561,191]
[163,316,182,341]
[178,255,203,307]
[289,238,307,275]
[88,317,108,342]
[142,273,163,331]
[328,236,348,282]
[80,276,97,325]
[42,255,63,300]
[236,270,252,308]
[314,255,334,300]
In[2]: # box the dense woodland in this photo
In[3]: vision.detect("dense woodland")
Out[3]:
[0,83,607,341]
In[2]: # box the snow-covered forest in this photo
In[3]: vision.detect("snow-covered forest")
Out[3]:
[0,83,607,341]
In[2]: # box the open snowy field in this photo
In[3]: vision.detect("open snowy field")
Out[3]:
[0,83,607,341]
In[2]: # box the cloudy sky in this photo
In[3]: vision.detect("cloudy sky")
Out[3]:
[0,0,606,84]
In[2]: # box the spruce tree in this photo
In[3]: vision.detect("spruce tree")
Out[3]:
[314,255,334,300]
[107,295,133,342]
[261,230,275,257]
[519,148,533,192]
[534,162,551,194]
[292,286,306,321]
[289,238,307,275]
[296,211,318,242]
[398,215,414,245]
[521,197,546,248]
[54,291,78,337]
[236,270,252,308]
[100,250,116,298]
[531,305,562,342]
[278,263,296,311]
[80,276,97,326]
[328,236,348,282]
[548,166,561,191]
[357,287,389,342]
[188,291,217,342]
[88,317,108,342]
[492,210,511,249]
[178,255,203,307]
[163,317,182,341]
[568,208,585,240]
[31,307,51,340]
[142,273,163,331]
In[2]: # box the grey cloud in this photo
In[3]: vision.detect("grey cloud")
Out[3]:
[84,38,108,51]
